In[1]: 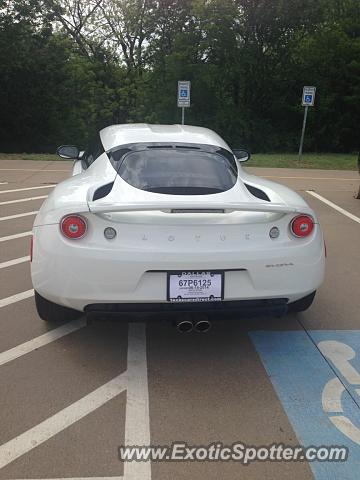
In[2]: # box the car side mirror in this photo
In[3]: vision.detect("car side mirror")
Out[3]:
[233,149,251,162]
[57,145,80,160]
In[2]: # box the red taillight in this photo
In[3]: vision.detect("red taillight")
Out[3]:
[30,235,33,262]
[60,215,87,239]
[290,215,314,238]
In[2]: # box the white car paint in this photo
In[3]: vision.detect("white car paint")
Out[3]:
[31,124,325,313]
[100,123,231,151]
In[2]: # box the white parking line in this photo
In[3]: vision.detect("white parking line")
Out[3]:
[0,318,86,366]
[0,372,128,470]
[0,289,34,308]
[0,231,32,242]
[0,185,55,194]
[306,191,360,224]
[125,323,151,480]
[0,323,149,480]
[0,256,30,270]
[0,195,47,205]
[0,182,8,185]
[0,211,38,222]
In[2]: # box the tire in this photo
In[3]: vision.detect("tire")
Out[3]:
[35,291,82,322]
[288,291,316,313]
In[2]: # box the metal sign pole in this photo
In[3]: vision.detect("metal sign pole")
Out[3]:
[298,86,316,160]
[178,81,190,124]
[298,106,309,160]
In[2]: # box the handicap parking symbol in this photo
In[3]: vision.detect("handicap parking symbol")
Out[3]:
[318,338,360,445]
[180,89,188,98]
[304,94,313,104]
[250,330,360,480]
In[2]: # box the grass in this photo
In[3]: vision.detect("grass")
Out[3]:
[250,153,358,170]
[0,152,358,170]
[0,153,64,161]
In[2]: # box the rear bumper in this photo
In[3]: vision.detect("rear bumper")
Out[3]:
[31,224,325,312]
[85,298,289,318]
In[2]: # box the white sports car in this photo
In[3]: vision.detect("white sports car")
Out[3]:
[31,124,325,330]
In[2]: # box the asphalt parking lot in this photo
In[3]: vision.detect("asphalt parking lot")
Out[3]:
[0,160,360,480]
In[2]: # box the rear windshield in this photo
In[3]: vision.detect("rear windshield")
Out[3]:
[116,145,237,195]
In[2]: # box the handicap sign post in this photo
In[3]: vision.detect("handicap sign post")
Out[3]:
[298,86,316,160]
[177,81,191,125]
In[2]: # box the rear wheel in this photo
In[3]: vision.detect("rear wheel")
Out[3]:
[288,291,316,313]
[35,291,82,322]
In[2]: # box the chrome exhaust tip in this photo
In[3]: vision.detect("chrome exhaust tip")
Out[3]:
[176,320,194,333]
[194,319,212,333]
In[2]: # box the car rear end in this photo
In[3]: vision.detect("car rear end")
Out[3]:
[31,141,325,317]
[31,206,324,316]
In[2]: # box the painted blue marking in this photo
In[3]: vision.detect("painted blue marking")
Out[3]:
[250,330,360,480]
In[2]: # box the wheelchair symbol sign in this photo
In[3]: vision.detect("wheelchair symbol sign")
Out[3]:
[177,81,191,107]
[250,330,360,480]
[302,86,316,106]
[319,340,360,445]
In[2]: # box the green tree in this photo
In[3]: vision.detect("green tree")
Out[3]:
[0,0,359,153]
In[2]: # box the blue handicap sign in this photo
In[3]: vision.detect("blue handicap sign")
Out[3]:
[180,89,188,98]
[250,330,360,480]
[304,94,313,104]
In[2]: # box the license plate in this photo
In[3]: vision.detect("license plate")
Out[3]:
[168,271,224,302]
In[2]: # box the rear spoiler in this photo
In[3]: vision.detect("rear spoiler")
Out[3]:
[87,201,302,215]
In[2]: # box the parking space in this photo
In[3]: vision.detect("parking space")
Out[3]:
[0,240,29,266]
[251,330,360,479]
[0,161,359,479]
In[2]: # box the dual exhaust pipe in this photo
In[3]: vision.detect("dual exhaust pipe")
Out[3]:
[176,316,211,333]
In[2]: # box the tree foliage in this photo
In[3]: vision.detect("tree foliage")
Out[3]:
[0,0,358,152]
